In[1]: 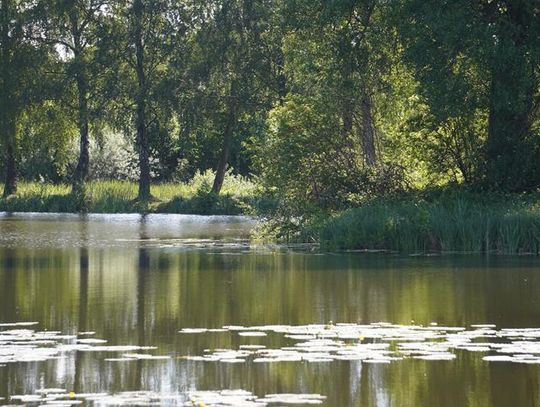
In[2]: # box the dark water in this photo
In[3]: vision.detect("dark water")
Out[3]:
[1,213,540,406]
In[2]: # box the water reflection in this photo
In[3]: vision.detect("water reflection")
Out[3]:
[74,217,89,392]
[0,214,540,405]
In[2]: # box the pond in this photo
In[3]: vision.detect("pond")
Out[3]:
[1,213,540,406]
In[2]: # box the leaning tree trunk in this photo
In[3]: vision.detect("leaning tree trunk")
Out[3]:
[360,94,377,167]
[212,107,236,195]
[212,79,238,195]
[133,0,151,201]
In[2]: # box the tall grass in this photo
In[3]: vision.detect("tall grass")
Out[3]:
[318,193,540,254]
[0,171,273,215]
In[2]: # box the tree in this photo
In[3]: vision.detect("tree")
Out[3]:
[256,0,404,212]
[283,0,384,168]
[396,0,540,191]
[36,0,111,205]
[0,0,52,196]
[185,0,283,194]
[0,0,19,196]
[104,0,187,201]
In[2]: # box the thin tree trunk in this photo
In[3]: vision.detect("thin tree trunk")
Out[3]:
[338,48,358,174]
[74,77,89,185]
[3,121,17,197]
[342,97,354,136]
[361,94,377,167]
[276,49,286,105]
[1,0,17,197]
[133,0,151,201]
[340,43,354,138]
[212,78,238,195]
[72,72,90,210]
[71,14,90,190]
[212,107,236,194]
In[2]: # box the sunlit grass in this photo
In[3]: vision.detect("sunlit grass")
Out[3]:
[0,171,271,215]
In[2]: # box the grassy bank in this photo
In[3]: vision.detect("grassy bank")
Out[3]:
[315,191,540,254]
[0,174,275,215]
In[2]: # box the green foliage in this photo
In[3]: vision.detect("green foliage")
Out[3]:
[257,94,407,214]
[18,102,77,182]
[88,130,139,181]
[1,0,540,238]
[395,0,540,190]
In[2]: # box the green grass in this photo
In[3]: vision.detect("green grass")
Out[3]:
[0,172,275,215]
[316,191,540,254]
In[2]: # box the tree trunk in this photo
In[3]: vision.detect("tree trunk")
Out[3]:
[340,42,354,139]
[212,107,236,194]
[3,120,17,197]
[71,15,90,190]
[73,81,89,185]
[133,0,151,201]
[212,78,238,195]
[276,48,287,105]
[342,97,354,137]
[1,0,17,197]
[361,94,377,167]
[72,72,90,210]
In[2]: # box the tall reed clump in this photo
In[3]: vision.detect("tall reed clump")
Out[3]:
[318,193,540,254]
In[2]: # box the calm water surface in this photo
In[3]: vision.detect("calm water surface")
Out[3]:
[1,213,540,406]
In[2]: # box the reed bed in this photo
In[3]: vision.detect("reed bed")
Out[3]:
[318,193,540,254]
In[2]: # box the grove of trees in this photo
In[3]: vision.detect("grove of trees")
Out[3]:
[1,0,539,210]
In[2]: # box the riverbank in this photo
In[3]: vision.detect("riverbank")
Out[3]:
[314,190,540,254]
[0,178,276,215]
[3,182,540,255]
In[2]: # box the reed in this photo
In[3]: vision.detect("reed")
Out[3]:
[318,192,540,254]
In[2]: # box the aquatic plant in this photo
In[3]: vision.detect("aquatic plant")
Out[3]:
[317,192,540,254]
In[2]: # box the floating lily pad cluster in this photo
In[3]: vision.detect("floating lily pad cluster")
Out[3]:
[187,390,325,406]
[0,322,165,365]
[7,388,325,406]
[179,322,540,364]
